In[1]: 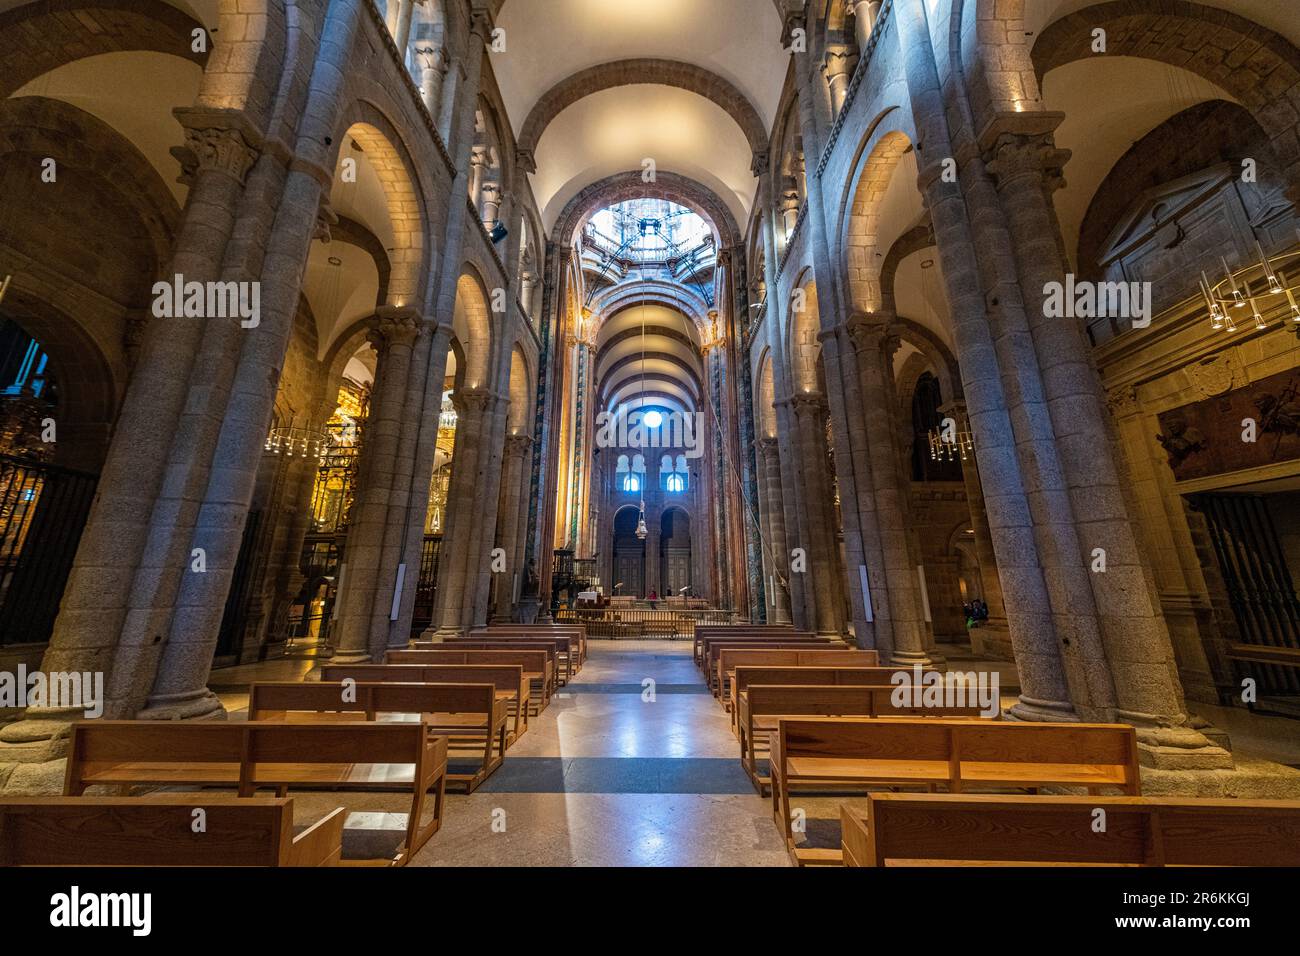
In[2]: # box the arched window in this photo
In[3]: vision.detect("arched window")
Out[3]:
[622,473,640,493]
[666,473,685,493]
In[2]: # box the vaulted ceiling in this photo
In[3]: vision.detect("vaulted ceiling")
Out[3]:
[492,0,786,231]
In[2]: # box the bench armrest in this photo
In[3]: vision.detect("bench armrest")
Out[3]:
[288,806,347,867]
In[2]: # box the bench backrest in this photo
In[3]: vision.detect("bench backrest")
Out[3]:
[431,640,559,663]
[66,719,442,792]
[319,663,523,694]
[733,666,929,696]
[855,794,1300,866]
[746,684,987,719]
[384,649,548,673]
[0,796,342,867]
[717,648,876,685]
[777,718,1139,791]
[249,681,495,720]
[705,639,839,674]
[465,632,579,655]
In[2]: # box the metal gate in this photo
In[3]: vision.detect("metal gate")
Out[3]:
[1191,492,1300,711]
[0,454,98,644]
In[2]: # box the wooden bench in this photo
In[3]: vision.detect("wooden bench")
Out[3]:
[248,681,508,794]
[770,718,1139,866]
[694,625,796,665]
[64,720,448,866]
[426,639,566,689]
[695,628,804,667]
[714,647,873,701]
[463,632,579,681]
[738,683,989,793]
[729,665,933,726]
[842,793,1300,867]
[701,638,836,689]
[473,626,587,666]
[380,649,552,711]
[0,795,345,867]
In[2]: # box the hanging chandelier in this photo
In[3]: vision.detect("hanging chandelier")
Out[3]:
[1200,241,1300,333]
[635,501,648,539]
[264,421,329,460]
[927,416,974,463]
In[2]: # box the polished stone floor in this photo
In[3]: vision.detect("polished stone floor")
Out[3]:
[220,640,793,866]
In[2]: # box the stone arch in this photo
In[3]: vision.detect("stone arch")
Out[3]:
[840,117,913,313]
[755,348,778,439]
[551,170,741,251]
[453,267,494,390]
[0,0,208,99]
[506,344,533,433]
[788,270,822,394]
[1029,1,1300,199]
[517,59,768,159]
[0,288,118,471]
[332,105,428,306]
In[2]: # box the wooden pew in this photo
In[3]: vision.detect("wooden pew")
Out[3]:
[464,631,580,680]
[729,665,933,726]
[714,647,874,701]
[842,793,1300,867]
[0,796,345,867]
[427,639,567,688]
[694,625,795,665]
[701,638,835,689]
[695,629,807,668]
[377,650,552,712]
[738,683,991,793]
[473,625,587,666]
[770,718,1139,866]
[64,719,448,866]
[248,681,508,794]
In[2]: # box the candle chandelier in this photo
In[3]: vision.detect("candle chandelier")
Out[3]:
[927,416,974,463]
[264,421,330,459]
[1200,241,1300,333]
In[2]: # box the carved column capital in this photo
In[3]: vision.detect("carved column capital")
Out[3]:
[170,108,262,187]
[789,392,828,418]
[505,433,533,457]
[453,386,493,415]
[516,147,537,174]
[368,306,422,350]
[979,112,1071,193]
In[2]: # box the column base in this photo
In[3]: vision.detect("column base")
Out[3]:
[1138,756,1300,798]
[1004,694,1079,723]
[326,650,373,665]
[516,597,541,624]
[890,650,933,669]
[135,688,227,722]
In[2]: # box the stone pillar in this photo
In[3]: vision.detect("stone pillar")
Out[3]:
[790,393,842,635]
[520,271,536,319]
[480,182,502,233]
[846,0,881,50]
[417,46,448,123]
[468,147,488,211]
[468,392,510,625]
[892,0,1075,721]
[758,438,792,623]
[943,399,1011,656]
[983,119,1193,734]
[492,433,532,621]
[847,315,930,664]
[645,503,661,599]
[328,309,421,663]
[428,387,492,636]
[392,0,415,56]
[823,47,855,115]
[780,179,800,238]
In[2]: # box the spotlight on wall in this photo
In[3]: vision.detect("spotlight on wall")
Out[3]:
[490,222,508,244]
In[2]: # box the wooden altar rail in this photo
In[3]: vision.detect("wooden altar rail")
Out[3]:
[555,607,737,638]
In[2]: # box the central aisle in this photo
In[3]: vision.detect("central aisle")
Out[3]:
[413,639,792,866]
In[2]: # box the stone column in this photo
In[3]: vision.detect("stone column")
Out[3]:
[983,120,1193,733]
[468,147,488,212]
[779,179,800,238]
[328,309,421,663]
[492,433,532,621]
[645,502,661,599]
[892,0,1076,721]
[758,438,792,623]
[428,387,492,636]
[846,0,881,50]
[790,393,842,635]
[520,271,536,319]
[416,46,448,123]
[823,47,855,116]
[943,399,1011,655]
[847,315,930,664]
[480,182,502,233]
[392,0,415,56]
